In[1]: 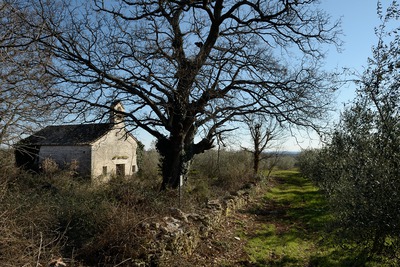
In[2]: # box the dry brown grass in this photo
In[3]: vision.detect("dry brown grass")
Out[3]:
[0,148,285,266]
[0,174,65,266]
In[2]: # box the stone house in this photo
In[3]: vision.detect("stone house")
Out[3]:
[15,102,139,183]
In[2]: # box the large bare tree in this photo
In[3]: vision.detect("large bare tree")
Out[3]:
[27,0,341,189]
[0,0,54,147]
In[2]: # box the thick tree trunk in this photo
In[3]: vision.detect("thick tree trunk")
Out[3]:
[156,134,214,191]
[253,151,260,175]
[371,230,385,254]
[156,136,192,190]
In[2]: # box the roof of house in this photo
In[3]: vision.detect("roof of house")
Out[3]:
[19,123,116,146]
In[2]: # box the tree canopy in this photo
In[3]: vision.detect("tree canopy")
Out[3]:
[22,0,341,188]
[0,0,54,147]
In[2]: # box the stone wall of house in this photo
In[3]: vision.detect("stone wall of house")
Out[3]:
[133,182,262,266]
[39,145,92,175]
[91,127,138,183]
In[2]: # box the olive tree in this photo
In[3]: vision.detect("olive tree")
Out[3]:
[28,0,341,189]
[302,1,400,254]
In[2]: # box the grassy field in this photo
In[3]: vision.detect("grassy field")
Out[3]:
[241,170,396,267]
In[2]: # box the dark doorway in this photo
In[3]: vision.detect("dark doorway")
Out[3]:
[116,164,125,177]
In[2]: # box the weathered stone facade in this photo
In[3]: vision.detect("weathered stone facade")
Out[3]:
[39,145,92,175]
[33,127,138,183]
[91,127,138,183]
[15,102,139,183]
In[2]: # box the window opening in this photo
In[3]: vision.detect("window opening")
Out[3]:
[102,166,107,175]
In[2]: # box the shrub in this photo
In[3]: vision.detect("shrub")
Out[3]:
[273,154,297,170]
[0,146,258,265]
[191,149,253,193]
[41,157,59,175]
[0,171,65,266]
[297,149,324,184]
[301,104,400,255]
[138,148,161,182]
[54,188,111,259]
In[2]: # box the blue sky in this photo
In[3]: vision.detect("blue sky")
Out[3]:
[279,0,383,151]
[322,0,381,105]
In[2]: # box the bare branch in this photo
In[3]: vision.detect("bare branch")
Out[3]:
[19,0,341,188]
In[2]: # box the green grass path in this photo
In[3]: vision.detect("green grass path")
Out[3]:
[241,170,385,267]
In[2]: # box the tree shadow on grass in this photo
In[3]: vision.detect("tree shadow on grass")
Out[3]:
[241,171,360,267]
[241,171,398,266]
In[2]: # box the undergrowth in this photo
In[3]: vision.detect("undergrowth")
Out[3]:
[1,148,285,266]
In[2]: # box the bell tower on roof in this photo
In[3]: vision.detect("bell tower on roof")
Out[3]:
[110,101,125,126]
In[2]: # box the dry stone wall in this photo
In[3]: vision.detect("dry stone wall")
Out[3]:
[135,182,262,266]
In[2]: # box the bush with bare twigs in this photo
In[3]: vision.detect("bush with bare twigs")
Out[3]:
[1,148,290,265]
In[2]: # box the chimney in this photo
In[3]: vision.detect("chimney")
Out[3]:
[110,101,125,126]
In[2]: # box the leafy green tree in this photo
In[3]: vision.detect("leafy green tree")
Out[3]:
[303,1,400,254]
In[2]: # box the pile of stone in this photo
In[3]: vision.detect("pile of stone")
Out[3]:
[134,182,260,266]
